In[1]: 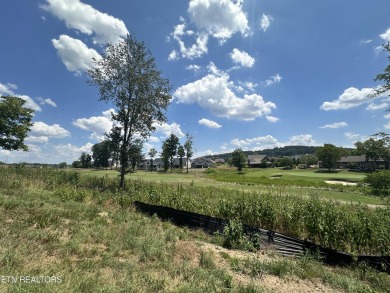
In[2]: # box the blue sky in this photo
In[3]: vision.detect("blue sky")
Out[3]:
[1,0,390,164]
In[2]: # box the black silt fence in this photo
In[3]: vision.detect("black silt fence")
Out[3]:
[133,201,390,273]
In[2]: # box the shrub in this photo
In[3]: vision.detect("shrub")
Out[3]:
[364,170,390,197]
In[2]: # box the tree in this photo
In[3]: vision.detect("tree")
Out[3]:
[231,148,247,173]
[316,144,343,171]
[79,152,92,168]
[58,162,68,169]
[72,160,82,168]
[105,126,121,169]
[183,133,194,173]
[148,148,157,171]
[0,96,34,151]
[355,132,390,170]
[92,140,111,169]
[177,145,185,169]
[372,42,390,106]
[88,34,172,188]
[162,134,179,173]
[128,138,144,172]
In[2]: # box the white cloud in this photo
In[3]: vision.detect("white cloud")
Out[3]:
[36,97,57,107]
[30,121,70,138]
[186,64,202,73]
[55,142,94,161]
[152,122,185,138]
[320,122,348,129]
[230,48,255,67]
[344,132,361,140]
[170,19,209,59]
[188,0,249,42]
[174,65,276,121]
[25,136,49,144]
[229,135,281,151]
[320,87,380,111]
[266,116,279,123]
[199,118,222,129]
[260,14,273,32]
[52,35,101,75]
[380,28,390,42]
[0,82,42,112]
[366,102,388,111]
[168,50,179,61]
[73,109,114,141]
[288,134,316,146]
[264,74,282,86]
[42,0,128,45]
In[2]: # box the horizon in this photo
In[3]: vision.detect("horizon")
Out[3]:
[1,0,390,164]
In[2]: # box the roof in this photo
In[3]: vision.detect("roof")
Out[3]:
[248,155,268,164]
[338,155,388,163]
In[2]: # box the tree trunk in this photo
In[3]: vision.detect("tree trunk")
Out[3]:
[186,157,189,173]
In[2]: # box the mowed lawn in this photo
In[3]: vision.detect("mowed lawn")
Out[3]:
[73,167,385,206]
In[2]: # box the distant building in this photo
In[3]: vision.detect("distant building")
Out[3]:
[247,155,271,168]
[191,157,215,168]
[139,157,191,171]
[337,155,389,170]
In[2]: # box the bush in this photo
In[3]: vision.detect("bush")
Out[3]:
[364,170,390,197]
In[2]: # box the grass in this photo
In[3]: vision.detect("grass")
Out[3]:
[75,167,384,206]
[1,172,389,293]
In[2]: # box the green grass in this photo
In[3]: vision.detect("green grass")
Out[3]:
[75,167,384,206]
[1,169,389,293]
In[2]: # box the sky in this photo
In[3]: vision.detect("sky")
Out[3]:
[1,0,390,164]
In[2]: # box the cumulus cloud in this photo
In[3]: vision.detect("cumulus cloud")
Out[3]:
[199,118,222,128]
[230,48,255,67]
[320,87,381,111]
[186,64,202,73]
[168,0,249,59]
[52,35,101,75]
[169,19,209,59]
[288,134,316,146]
[30,121,70,138]
[319,122,348,129]
[174,65,276,121]
[264,74,282,86]
[73,109,114,141]
[152,122,185,138]
[0,82,42,112]
[380,28,390,42]
[260,14,273,32]
[42,0,128,45]
[55,142,94,161]
[188,0,249,41]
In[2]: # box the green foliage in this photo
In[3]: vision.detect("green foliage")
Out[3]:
[317,143,343,171]
[373,42,390,102]
[364,170,390,197]
[0,96,34,151]
[162,134,179,173]
[231,148,248,173]
[88,34,172,188]
[91,140,111,169]
[184,133,194,173]
[355,133,390,171]
[58,162,68,169]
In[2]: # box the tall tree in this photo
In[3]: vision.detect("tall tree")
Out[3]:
[231,148,247,173]
[372,42,390,107]
[162,134,179,173]
[79,152,92,168]
[148,148,157,171]
[105,126,121,169]
[183,133,194,173]
[316,144,343,171]
[0,96,34,151]
[177,145,185,169]
[88,34,172,188]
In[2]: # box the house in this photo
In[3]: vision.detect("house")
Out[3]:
[172,158,192,169]
[191,157,215,168]
[140,157,192,171]
[337,155,388,170]
[247,155,271,168]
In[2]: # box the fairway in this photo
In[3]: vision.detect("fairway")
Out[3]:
[74,167,384,206]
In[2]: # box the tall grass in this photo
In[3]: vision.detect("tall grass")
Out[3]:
[1,166,389,256]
